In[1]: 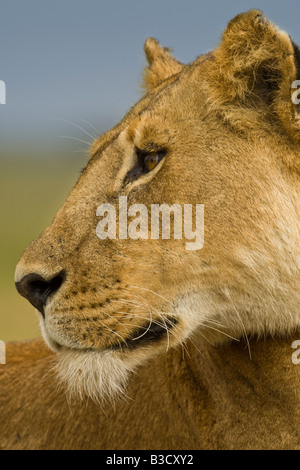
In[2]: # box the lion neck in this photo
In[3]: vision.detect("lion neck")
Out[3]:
[184,332,300,418]
[164,333,299,448]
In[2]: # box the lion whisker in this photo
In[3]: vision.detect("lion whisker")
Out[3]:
[201,324,240,342]
[127,286,173,306]
[58,135,91,146]
[223,290,252,359]
[50,117,96,140]
[80,310,128,346]
[78,118,100,136]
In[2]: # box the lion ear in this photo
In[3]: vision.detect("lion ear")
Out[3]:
[209,10,300,142]
[143,37,183,91]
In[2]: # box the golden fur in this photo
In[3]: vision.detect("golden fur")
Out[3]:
[2,10,300,449]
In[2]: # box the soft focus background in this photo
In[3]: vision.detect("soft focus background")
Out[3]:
[1,0,299,342]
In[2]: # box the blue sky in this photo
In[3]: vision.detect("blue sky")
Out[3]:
[1,0,300,151]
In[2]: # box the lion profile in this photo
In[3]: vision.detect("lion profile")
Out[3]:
[1,10,300,450]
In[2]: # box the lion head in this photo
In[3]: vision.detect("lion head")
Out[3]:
[15,11,300,402]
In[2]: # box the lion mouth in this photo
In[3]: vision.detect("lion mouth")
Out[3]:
[114,316,178,350]
[44,317,178,353]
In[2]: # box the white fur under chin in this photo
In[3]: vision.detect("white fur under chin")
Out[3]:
[54,347,144,404]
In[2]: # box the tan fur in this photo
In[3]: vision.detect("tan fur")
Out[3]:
[142,37,183,90]
[3,10,300,449]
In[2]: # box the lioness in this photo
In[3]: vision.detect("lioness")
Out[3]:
[1,10,300,450]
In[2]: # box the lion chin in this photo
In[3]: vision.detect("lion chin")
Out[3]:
[55,348,138,404]
[39,315,154,403]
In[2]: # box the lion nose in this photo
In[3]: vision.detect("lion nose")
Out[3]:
[15,271,66,317]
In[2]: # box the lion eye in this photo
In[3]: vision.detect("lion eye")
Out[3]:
[125,148,166,183]
[138,150,165,174]
[144,153,161,172]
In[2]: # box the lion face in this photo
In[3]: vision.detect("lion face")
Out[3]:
[15,11,300,401]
